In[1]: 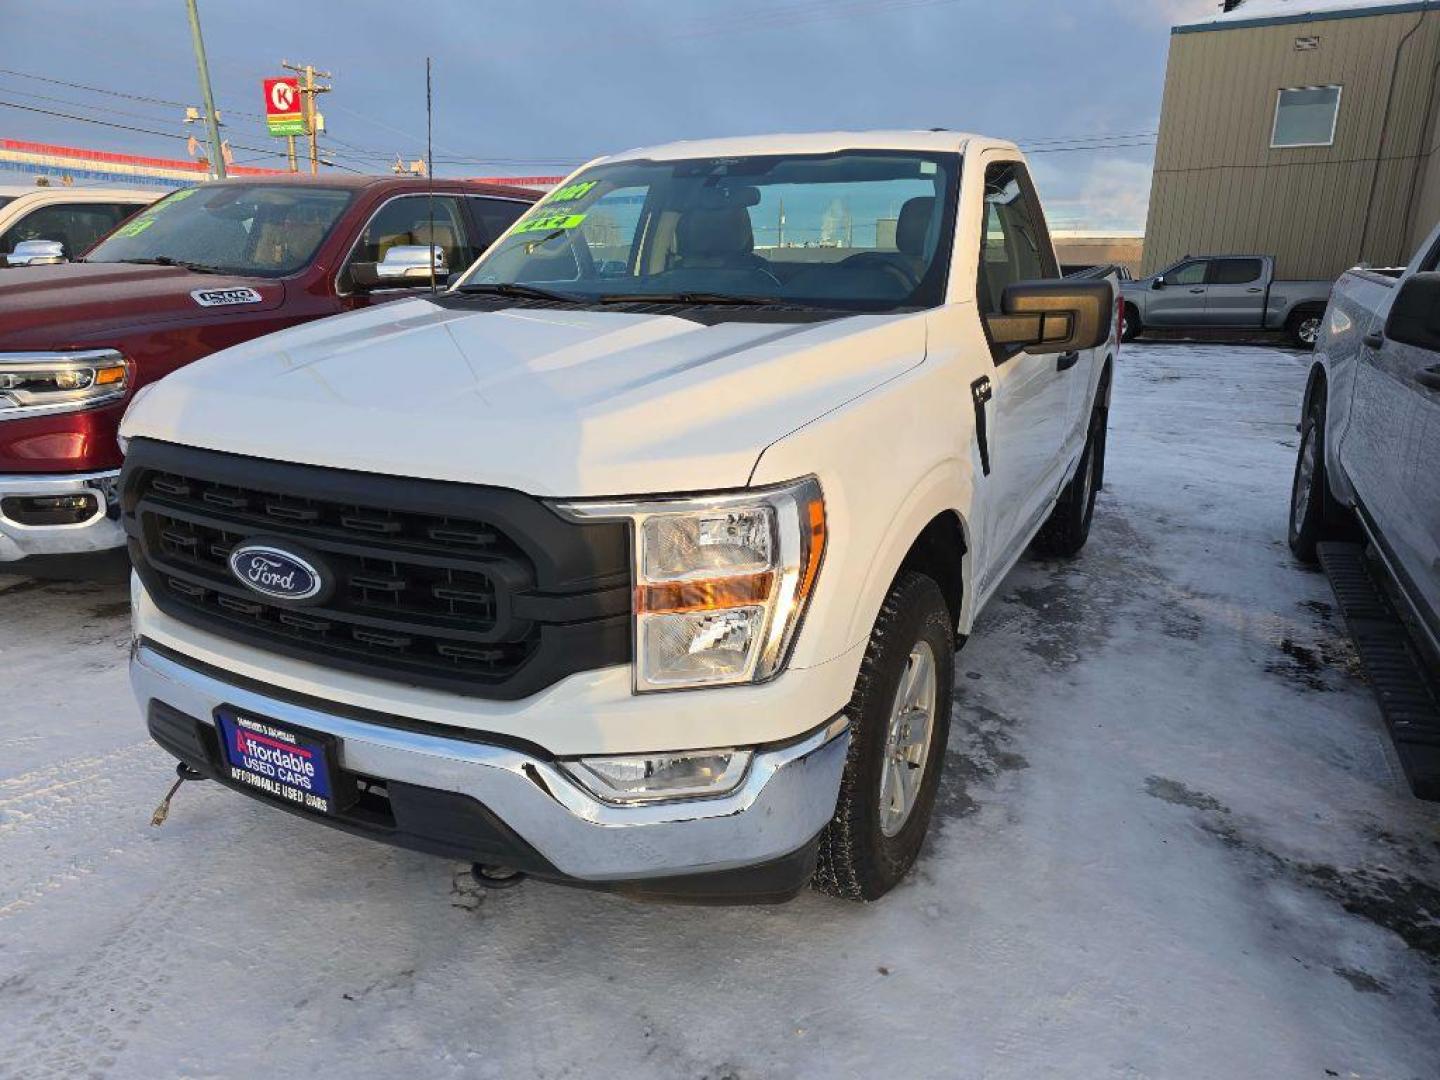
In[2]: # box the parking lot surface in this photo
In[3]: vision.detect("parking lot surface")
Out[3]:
[2,342,1438,1080]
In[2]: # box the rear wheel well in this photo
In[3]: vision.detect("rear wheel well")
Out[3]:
[897,511,966,634]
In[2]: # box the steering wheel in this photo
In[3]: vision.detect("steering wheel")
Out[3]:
[839,251,919,291]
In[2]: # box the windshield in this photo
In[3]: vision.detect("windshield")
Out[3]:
[85,184,353,276]
[457,151,959,311]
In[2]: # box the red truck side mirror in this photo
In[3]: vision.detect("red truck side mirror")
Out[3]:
[350,244,448,291]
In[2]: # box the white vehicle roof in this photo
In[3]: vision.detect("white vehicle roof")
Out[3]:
[595,129,1015,165]
[0,182,156,201]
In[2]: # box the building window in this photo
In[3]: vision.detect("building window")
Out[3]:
[1271,86,1342,148]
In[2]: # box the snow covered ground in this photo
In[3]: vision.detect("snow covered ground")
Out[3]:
[1,342,1437,1080]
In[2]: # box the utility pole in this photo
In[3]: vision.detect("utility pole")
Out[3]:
[282,60,331,176]
[286,134,298,173]
[184,0,226,179]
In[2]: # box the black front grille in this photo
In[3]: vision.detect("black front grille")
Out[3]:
[123,440,631,699]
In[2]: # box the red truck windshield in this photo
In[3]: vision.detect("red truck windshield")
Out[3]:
[85,183,353,277]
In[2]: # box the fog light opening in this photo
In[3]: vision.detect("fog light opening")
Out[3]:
[562,749,753,804]
[0,492,101,526]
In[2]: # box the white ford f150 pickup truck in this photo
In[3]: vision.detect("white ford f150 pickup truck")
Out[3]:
[120,131,1117,902]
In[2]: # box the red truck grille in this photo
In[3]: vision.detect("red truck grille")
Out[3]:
[121,440,632,700]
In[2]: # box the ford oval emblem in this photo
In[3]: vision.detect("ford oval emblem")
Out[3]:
[228,544,326,602]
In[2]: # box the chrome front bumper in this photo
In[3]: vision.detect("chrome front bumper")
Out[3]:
[0,469,123,562]
[130,642,850,884]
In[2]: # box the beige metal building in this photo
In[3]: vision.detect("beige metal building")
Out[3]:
[1143,0,1440,279]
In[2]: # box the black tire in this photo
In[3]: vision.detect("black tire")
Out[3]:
[1032,380,1108,558]
[1287,307,1324,350]
[1120,303,1141,343]
[813,571,955,902]
[1288,389,1339,562]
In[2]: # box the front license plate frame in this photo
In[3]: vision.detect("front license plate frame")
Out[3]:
[214,707,342,816]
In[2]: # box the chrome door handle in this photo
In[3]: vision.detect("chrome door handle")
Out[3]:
[1246,287,1263,293]
[1188,288,1205,294]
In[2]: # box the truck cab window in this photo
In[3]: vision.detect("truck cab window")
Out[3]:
[1,202,135,259]
[339,195,471,291]
[977,161,1055,315]
[467,197,530,247]
[1165,260,1207,286]
[1209,259,1262,285]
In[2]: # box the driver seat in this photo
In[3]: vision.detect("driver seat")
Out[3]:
[672,206,763,271]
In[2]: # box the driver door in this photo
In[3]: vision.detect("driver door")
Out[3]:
[338,194,477,307]
[976,159,1073,568]
[1145,258,1208,326]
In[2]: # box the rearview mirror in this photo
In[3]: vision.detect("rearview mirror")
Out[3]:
[1384,272,1440,352]
[4,239,66,267]
[350,244,448,290]
[986,279,1114,356]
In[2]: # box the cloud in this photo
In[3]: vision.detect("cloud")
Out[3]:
[1035,156,1154,232]
[1104,0,1222,26]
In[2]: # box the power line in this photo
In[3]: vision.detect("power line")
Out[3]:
[0,97,365,173]
[0,65,264,120]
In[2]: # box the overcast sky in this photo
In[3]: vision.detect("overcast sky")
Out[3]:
[2,0,1224,231]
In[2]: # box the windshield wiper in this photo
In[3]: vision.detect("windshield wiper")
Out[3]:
[595,292,786,306]
[108,256,224,274]
[458,282,580,303]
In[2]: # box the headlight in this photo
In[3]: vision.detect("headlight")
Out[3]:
[558,478,826,692]
[0,350,129,421]
[116,379,159,454]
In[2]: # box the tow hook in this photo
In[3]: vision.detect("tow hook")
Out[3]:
[150,762,208,827]
[471,864,527,890]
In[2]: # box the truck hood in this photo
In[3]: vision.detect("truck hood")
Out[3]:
[0,262,286,348]
[123,297,928,496]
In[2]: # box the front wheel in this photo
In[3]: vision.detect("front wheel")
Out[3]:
[813,571,955,901]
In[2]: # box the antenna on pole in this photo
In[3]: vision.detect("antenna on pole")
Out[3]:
[426,56,437,297]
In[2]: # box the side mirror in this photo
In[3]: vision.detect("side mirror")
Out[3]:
[1151,275,1165,290]
[4,239,66,267]
[986,279,1114,356]
[350,244,448,290]
[1385,272,1440,351]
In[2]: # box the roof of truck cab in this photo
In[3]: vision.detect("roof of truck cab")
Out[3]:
[596,130,1012,164]
[181,174,539,200]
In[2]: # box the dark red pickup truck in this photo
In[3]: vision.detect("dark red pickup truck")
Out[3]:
[0,174,537,563]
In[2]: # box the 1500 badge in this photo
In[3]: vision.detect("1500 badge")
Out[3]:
[191,287,263,307]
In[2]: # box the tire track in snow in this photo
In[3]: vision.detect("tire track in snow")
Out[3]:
[0,741,167,920]
[1,882,193,1079]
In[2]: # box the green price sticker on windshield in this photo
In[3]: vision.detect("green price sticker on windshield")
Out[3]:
[113,217,157,239]
[545,180,596,205]
[513,212,586,235]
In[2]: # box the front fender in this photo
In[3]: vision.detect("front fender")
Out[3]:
[750,358,978,673]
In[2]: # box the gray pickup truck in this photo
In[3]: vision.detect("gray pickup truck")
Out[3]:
[1288,221,1440,797]
[1120,254,1332,349]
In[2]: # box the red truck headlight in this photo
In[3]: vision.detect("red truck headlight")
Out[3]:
[0,350,129,421]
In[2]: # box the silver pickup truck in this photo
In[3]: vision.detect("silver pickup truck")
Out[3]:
[1288,221,1440,797]
[1120,254,1331,349]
